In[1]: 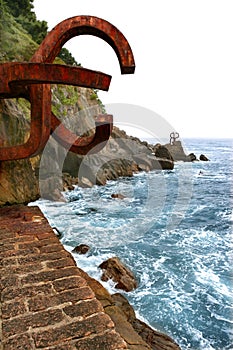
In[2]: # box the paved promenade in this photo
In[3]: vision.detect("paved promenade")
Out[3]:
[0,205,127,350]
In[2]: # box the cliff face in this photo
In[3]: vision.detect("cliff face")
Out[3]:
[0,99,39,206]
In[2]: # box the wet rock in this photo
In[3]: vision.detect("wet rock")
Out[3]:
[164,141,197,162]
[112,293,181,350]
[63,126,175,188]
[111,193,126,199]
[149,156,174,170]
[99,257,137,292]
[62,172,78,191]
[187,153,197,162]
[153,144,174,161]
[79,176,94,188]
[132,154,153,172]
[200,154,209,161]
[72,244,90,255]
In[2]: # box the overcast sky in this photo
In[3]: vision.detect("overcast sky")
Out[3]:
[34,0,233,139]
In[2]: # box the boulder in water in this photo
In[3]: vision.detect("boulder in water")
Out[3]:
[99,257,137,292]
[153,144,174,161]
[164,141,197,162]
[72,244,90,255]
[111,193,126,199]
[187,153,197,162]
[200,154,209,161]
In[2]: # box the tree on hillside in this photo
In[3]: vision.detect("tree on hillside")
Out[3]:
[3,0,47,43]
[4,0,33,19]
[1,0,79,65]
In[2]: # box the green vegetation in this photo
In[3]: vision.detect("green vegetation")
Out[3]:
[0,0,78,65]
[51,85,80,118]
[0,0,105,118]
[2,0,48,44]
[0,2,38,61]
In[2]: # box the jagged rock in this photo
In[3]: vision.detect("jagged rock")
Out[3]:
[148,155,174,170]
[164,141,197,162]
[63,172,78,191]
[0,100,39,206]
[200,154,209,161]
[153,144,174,161]
[112,293,181,350]
[157,158,174,170]
[99,257,138,292]
[111,193,126,199]
[79,176,95,188]
[72,244,90,254]
[63,126,174,188]
[132,153,153,171]
[0,159,39,207]
[187,153,197,161]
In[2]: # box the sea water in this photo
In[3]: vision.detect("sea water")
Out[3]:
[33,138,233,350]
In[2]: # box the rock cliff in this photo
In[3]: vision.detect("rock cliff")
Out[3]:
[0,100,39,206]
[163,141,196,162]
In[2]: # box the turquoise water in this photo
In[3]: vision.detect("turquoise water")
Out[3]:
[35,138,233,350]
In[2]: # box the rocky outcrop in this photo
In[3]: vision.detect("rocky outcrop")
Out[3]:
[72,244,90,255]
[200,154,209,161]
[62,126,174,192]
[77,267,181,350]
[0,159,39,207]
[153,144,174,161]
[0,100,39,206]
[164,141,197,162]
[0,94,175,205]
[99,257,138,292]
[111,193,126,199]
[163,141,210,163]
[112,293,181,350]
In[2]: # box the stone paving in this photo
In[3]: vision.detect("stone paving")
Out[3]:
[0,205,128,350]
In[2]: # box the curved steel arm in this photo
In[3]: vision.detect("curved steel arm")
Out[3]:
[31,16,135,74]
[51,114,113,155]
[0,63,111,160]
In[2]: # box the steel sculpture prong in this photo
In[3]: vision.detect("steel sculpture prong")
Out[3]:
[0,16,135,161]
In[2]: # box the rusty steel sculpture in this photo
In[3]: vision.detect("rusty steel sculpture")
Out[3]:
[170,131,180,145]
[0,16,135,161]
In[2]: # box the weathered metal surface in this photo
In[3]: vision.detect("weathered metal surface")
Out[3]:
[51,114,113,155]
[0,16,135,161]
[0,63,111,98]
[30,16,135,74]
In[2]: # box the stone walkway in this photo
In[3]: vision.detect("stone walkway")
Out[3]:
[0,205,128,350]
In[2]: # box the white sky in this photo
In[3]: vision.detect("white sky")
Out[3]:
[34,0,233,139]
